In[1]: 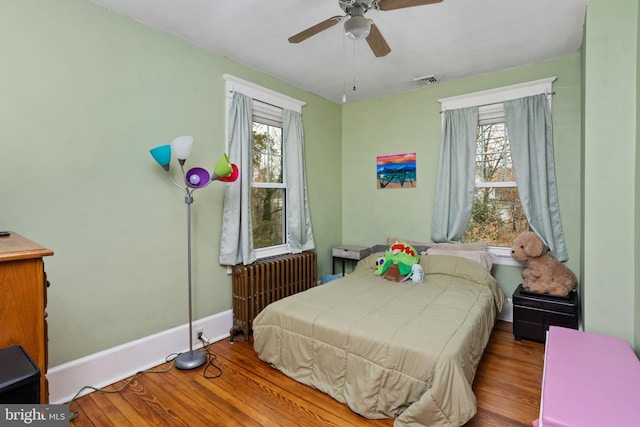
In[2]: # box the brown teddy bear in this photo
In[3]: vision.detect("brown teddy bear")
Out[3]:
[511,231,577,297]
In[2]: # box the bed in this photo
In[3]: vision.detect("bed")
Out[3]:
[253,250,506,427]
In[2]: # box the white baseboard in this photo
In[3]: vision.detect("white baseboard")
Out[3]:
[48,310,233,404]
[498,298,513,322]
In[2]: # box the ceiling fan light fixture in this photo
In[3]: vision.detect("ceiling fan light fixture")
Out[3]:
[344,15,371,40]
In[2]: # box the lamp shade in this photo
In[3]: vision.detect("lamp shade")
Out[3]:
[211,153,233,180]
[185,167,211,188]
[218,163,239,183]
[171,135,194,161]
[344,16,371,40]
[149,145,171,171]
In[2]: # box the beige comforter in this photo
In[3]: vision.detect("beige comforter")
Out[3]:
[253,253,506,427]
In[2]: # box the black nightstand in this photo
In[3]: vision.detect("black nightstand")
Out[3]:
[512,284,579,343]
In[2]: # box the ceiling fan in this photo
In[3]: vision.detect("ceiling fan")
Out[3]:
[288,0,443,58]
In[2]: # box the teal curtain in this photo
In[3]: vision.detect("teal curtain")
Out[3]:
[505,94,569,261]
[219,91,255,265]
[430,106,479,242]
[283,110,315,253]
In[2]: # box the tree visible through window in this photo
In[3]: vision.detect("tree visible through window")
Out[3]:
[251,120,285,249]
[461,122,529,246]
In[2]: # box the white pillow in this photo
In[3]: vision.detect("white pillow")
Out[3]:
[426,248,495,271]
[428,241,489,251]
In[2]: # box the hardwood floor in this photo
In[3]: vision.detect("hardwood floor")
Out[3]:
[69,321,544,427]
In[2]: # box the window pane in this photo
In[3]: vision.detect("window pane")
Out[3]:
[462,187,529,246]
[476,123,514,183]
[465,121,530,247]
[252,119,285,251]
[252,122,283,184]
[251,187,285,249]
[268,156,282,182]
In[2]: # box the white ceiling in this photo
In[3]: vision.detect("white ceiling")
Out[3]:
[91,0,588,104]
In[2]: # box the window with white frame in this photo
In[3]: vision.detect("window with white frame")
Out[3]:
[461,105,529,247]
[251,101,286,251]
[223,74,306,259]
[439,78,555,262]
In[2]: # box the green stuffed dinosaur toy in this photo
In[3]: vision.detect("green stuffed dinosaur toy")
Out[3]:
[374,242,420,281]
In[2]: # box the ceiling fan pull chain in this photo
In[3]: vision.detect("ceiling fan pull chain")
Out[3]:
[352,40,357,92]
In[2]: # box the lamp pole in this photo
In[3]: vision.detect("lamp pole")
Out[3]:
[174,191,207,370]
[149,136,238,370]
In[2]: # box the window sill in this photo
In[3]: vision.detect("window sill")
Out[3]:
[489,246,523,267]
[254,244,290,260]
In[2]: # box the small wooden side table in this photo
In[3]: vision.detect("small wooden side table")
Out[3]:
[331,245,369,275]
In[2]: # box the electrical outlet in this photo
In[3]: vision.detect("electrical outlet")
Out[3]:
[195,327,204,340]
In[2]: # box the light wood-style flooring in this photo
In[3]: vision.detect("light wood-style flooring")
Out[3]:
[69,321,544,426]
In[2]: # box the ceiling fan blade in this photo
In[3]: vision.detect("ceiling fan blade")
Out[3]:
[288,16,342,43]
[366,23,391,57]
[376,0,443,11]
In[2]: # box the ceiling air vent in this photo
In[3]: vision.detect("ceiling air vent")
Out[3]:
[413,75,438,85]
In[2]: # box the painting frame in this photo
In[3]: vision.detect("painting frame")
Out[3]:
[376,152,417,189]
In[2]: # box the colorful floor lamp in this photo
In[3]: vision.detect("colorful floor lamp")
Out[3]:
[149,136,239,370]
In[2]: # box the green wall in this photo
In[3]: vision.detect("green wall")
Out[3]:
[341,55,583,299]
[1,0,341,366]
[636,0,640,354]
[583,0,638,346]
[4,0,639,366]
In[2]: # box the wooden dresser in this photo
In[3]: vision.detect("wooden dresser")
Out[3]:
[0,232,53,403]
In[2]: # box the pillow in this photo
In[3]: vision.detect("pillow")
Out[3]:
[428,241,489,251]
[386,237,488,254]
[354,252,385,272]
[425,247,495,271]
[386,236,430,247]
[369,244,391,254]
[380,241,429,255]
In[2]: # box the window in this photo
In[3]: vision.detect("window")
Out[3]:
[461,112,529,246]
[438,77,556,264]
[223,74,310,262]
[251,101,286,250]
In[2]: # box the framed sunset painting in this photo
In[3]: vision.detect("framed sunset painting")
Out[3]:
[376,152,416,189]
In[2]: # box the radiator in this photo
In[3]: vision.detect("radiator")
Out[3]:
[230,251,317,342]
